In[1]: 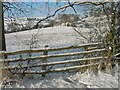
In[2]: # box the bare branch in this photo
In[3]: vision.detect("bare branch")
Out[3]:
[73,28,88,40]
[33,1,107,29]
[68,1,77,13]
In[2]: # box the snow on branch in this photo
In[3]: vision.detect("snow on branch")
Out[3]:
[33,1,107,29]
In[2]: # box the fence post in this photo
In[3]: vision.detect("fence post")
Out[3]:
[89,49,92,72]
[106,46,112,74]
[92,47,99,72]
[0,53,12,83]
[0,53,4,83]
[82,47,88,73]
[98,44,106,71]
[42,45,48,77]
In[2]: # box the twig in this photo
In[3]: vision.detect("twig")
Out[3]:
[33,2,107,29]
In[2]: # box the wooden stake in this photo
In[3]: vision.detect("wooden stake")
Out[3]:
[82,47,88,73]
[106,46,112,74]
[42,45,48,77]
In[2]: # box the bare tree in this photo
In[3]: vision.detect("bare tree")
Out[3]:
[0,1,12,84]
[0,1,6,51]
[3,1,119,54]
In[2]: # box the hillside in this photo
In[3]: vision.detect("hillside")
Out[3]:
[5,26,90,51]
[2,26,119,88]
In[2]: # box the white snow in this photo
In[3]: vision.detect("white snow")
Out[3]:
[1,26,119,88]
[5,26,88,51]
[1,68,118,88]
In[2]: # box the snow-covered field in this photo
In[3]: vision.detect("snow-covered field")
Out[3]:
[23,69,119,88]
[1,68,119,88]
[5,26,90,51]
[1,26,119,88]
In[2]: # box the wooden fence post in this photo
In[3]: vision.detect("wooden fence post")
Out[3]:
[92,46,100,72]
[82,47,88,73]
[0,53,12,83]
[106,46,112,74]
[98,43,106,71]
[42,45,48,77]
[89,49,92,72]
[0,53,4,83]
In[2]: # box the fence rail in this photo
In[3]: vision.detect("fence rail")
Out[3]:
[1,56,108,70]
[0,42,103,56]
[0,42,111,76]
[13,63,100,74]
[0,48,106,63]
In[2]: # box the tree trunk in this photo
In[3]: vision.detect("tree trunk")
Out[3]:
[0,1,11,83]
[0,1,6,51]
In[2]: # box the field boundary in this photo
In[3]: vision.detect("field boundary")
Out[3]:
[0,42,113,77]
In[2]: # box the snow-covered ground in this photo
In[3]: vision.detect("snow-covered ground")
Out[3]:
[1,26,119,88]
[1,67,119,88]
[5,26,90,51]
[23,69,119,88]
